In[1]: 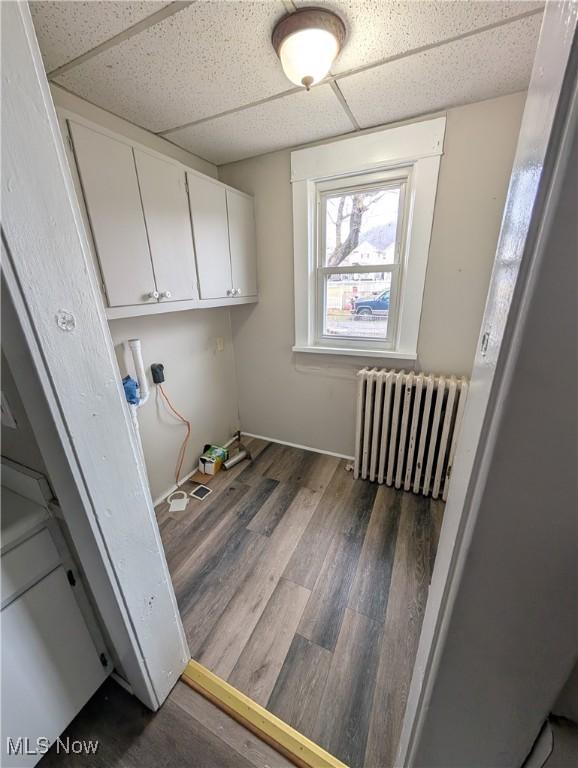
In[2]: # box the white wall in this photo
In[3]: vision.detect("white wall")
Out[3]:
[52,87,239,502]
[109,310,239,502]
[418,93,527,373]
[219,92,526,457]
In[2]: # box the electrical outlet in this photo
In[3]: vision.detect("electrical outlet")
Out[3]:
[216,337,225,353]
[151,363,165,383]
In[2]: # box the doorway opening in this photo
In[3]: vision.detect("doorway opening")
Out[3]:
[4,3,576,768]
[154,439,443,767]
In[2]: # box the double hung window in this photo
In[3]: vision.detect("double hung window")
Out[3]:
[291,117,445,359]
[316,170,408,351]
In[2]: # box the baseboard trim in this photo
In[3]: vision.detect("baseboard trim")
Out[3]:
[181,659,347,768]
[152,467,198,507]
[152,434,353,507]
[241,432,354,462]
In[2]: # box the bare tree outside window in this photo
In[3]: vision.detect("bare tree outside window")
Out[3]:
[321,185,402,342]
[326,190,391,266]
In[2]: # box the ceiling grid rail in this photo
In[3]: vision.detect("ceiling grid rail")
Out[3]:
[47,1,195,79]
[36,1,545,163]
[152,6,544,137]
[329,80,361,131]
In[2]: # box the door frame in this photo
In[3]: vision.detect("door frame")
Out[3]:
[2,0,576,750]
[1,1,188,710]
[397,2,578,765]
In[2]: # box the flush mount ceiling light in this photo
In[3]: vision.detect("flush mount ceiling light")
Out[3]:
[272,7,346,91]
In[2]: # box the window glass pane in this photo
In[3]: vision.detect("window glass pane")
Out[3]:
[324,272,392,341]
[324,186,401,267]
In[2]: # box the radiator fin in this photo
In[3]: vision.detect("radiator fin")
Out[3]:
[354,368,468,501]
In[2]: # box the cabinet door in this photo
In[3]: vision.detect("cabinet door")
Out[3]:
[69,122,156,307]
[226,189,258,297]
[134,150,197,302]
[1,567,108,767]
[187,172,232,299]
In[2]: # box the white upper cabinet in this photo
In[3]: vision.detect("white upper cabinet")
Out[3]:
[65,114,257,318]
[186,172,233,300]
[133,149,197,303]
[187,174,258,301]
[227,189,258,297]
[69,122,156,307]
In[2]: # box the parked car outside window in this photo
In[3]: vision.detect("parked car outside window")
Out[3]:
[351,290,390,318]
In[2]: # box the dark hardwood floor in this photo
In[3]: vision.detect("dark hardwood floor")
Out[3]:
[39,677,293,768]
[156,438,444,768]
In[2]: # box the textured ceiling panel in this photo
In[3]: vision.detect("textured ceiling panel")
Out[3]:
[338,14,540,129]
[167,85,354,165]
[30,1,170,72]
[295,0,544,74]
[54,1,292,133]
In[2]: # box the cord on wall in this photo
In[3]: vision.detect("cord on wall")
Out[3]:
[158,384,191,487]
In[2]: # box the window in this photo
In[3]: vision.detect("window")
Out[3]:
[291,117,445,359]
[316,171,408,351]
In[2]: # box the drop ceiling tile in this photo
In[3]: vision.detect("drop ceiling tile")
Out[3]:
[54,1,293,133]
[167,85,354,165]
[30,1,170,72]
[295,0,543,74]
[337,14,540,130]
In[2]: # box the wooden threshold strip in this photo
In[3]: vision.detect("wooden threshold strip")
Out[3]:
[181,659,348,768]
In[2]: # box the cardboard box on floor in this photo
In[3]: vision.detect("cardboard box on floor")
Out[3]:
[198,444,228,475]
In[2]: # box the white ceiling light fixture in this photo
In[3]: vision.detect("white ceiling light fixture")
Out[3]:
[272,7,346,91]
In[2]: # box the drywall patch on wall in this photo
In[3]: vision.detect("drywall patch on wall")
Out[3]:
[218,92,526,457]
[109,308,239,501]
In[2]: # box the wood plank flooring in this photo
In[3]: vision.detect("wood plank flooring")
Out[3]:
[156,439,444,768]
[39,677,294,768]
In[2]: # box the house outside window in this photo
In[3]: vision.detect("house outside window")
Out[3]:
[291,117,446,360]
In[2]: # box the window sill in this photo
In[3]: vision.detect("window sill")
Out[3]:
[292,344,417,361]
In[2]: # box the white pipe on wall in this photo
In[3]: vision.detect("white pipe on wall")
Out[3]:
[127,338,149,473]
[128,338,149,407]
[129,402,147,468]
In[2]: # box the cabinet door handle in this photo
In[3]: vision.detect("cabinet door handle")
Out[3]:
[148,290,160,300]
[226,289,232,297]
[235,288,241,296]
[160,290,172,299]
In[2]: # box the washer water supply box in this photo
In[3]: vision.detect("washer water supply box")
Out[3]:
[198,444,229,475]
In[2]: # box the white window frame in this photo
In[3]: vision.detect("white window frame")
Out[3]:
[315,168,410,353]
[291,117,446,360]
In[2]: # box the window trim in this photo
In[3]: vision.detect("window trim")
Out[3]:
[291,116,446,359]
